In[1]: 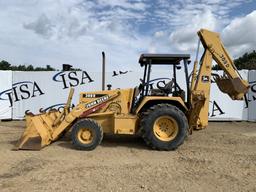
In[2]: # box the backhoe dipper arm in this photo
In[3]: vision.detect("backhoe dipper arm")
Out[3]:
[197,29,249,100]
[188,29,249,131]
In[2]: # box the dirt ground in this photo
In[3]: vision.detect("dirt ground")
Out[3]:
[0,121,255,192]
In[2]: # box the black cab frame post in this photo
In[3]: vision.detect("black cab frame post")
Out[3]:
[173,64,177,93]
[183,59,190,104]
[145,59,152,96]
[141,64,148,98]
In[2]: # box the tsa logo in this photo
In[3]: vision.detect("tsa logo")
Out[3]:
[0,81,45,107]
[53,71,94,89]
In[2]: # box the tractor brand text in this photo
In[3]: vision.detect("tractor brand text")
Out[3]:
[85,95,109,108]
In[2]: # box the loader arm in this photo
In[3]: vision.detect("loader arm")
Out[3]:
[51,92,120,140]
[188,29,250,131]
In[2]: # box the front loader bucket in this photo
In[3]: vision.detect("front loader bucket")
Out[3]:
[214,76,249,100]
[15,88,75,150]
[15,111,60,150]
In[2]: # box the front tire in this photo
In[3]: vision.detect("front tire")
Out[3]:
[140,104,188,150]
[71,119,103,150]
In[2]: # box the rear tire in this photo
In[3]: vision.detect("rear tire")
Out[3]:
[140,104,188,150]
[71,119,103,150]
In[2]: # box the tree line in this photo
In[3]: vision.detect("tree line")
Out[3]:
[0,50,255,71]
[0,60,55,71]
[212,50,256,70]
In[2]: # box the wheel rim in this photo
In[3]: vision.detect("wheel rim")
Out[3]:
[77,128,94,144]
[153,116,178,142]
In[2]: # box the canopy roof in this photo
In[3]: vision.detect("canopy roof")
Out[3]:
[139,54,190,66]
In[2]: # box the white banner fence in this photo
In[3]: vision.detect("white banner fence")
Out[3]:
[0,70,255,121]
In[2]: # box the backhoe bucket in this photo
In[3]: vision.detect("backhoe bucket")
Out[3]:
[214,76,249,100]
[15,111,60,150]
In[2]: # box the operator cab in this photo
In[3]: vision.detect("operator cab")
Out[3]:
[134,54,191,106]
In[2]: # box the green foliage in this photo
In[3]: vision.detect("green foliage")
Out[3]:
[0,60,11,70]
[0,60,56,71]
[212,50,256,70]
[234,50,256,70]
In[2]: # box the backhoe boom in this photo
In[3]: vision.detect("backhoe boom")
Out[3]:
[189,29,249,131]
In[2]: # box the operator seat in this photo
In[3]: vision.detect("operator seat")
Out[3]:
[161,80,174,94]
[151,79,174,96]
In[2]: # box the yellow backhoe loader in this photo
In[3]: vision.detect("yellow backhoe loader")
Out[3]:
[15,29,249,151]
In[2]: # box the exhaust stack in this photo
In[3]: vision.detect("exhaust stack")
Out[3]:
[102,51,105,91]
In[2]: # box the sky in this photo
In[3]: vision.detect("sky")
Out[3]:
[0,0,255,72]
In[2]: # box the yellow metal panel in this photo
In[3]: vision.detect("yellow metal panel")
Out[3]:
[89,113,115,133]
[114,115,138,134]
